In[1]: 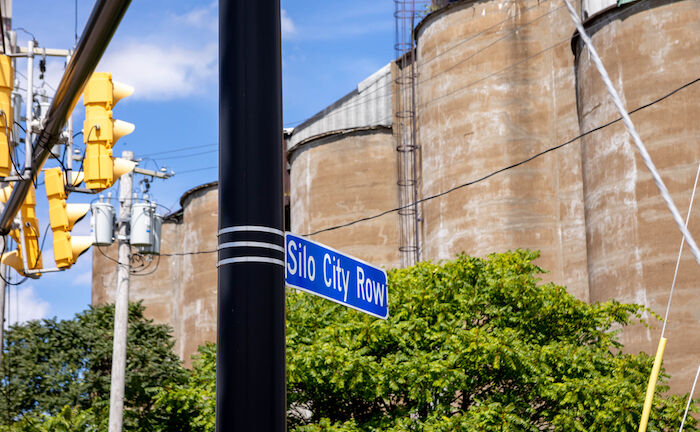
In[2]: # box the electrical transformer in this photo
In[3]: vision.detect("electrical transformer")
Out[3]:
[91,199,115,246]
[130,201,153,247]
[138,207,162,255]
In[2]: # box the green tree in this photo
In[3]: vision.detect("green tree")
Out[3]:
[151,342,216,432]
[0,406,100,432]
[0,302,186,430]
[286,250,697,431]
[3,251,697,431]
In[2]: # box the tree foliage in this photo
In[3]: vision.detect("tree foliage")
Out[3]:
[286,250,697,431]
[0,302,186,430]
[0,251,696,431]
[151,342,216,432]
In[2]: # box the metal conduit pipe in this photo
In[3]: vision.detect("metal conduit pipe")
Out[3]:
[0,0,132,235]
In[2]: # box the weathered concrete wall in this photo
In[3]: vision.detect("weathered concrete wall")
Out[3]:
[575,0,700,390]
[92,183,218,367]
[289,128,402,269]
[177,186,218,363]
[415,0,589,299]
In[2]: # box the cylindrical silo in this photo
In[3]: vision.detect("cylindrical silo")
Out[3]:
[289,128,401,269]
[575,0,700,391]
[92,182,219,367]
[288,63,401,269]
[414,0,589,298]
[178,183,218,364]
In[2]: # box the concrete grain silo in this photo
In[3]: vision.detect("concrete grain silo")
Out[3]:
[414,0,590,299]
[92,182,218,366]
[574,0,700,389]
[287,64,402,269]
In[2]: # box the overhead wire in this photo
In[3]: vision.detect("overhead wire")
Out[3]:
[284,0,557,127]
[286,2,559,128]
[417,0,557,68]
[69,125,95,187]
[287,2,562,127]
[159,249,216,257]
[1,113,24,177]
[562,1,700,428]
[417,0,650,109]
[304,75,700,236]
[0,237,26,287]
[0,222,50,286]
[176,165,217,175]
[140,143,217,158]
[417,4,566,85]
[679,365,700,432]
[155,149,217,161]
[284,0,650,132]
[570,0,700,264]
[13,27,35,42]
[660,163,700,339]
[131,254,160,276]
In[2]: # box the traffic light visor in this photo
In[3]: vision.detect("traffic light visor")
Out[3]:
[113,119,135,141]
[1,250,22,273]
[113,157,136,182]
[71,236,93,261]
[113,81,134,105]
[66,203,91,230]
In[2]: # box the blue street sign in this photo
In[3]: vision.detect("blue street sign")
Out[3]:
[285,233,389,319]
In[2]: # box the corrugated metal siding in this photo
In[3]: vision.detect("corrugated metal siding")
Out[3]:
[287,63,393,151]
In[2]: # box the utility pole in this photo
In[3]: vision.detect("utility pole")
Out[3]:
[108,150,133,432]
[218,0,285,431]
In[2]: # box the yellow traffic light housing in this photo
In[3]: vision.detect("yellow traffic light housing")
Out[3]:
[1,185,43,276]
[83,72,136,191]
[45,168,92,269]
[0,55,14,177]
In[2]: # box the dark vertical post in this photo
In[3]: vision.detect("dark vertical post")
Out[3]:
[218,0,285,431]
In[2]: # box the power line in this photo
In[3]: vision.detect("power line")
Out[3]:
[95,242,216,264]
[418,0,650,109]
[283,2,558,129]
[177,165,217,175]
[304,76,700,237]
[159,249,216,257]
[140,143,217,158]
[417,0,557,68]
[284,0,648,133]
[155,149,217,161]
[418,4,566,85]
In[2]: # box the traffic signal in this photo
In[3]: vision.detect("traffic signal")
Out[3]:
[82,72,135,191]
[0,54,13,177]
[1,185,43,275]
[45,167,92,269]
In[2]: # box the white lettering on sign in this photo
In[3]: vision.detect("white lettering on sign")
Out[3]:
[287,239,316,281]
[356,266,386,307]
[285,233,388,319]
[322,254,350,302]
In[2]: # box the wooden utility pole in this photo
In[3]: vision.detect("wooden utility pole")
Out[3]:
[108,150,134,432]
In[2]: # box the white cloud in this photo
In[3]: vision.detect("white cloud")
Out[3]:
[99,42,217,101]
[172,2,218,33]
[281,9,297,39]
[174,4,295,40]
[5,285,50,327]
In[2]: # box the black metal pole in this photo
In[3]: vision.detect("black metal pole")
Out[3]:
[218,1,285,431]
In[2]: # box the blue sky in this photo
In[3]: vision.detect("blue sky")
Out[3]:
[6,1,394,324]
